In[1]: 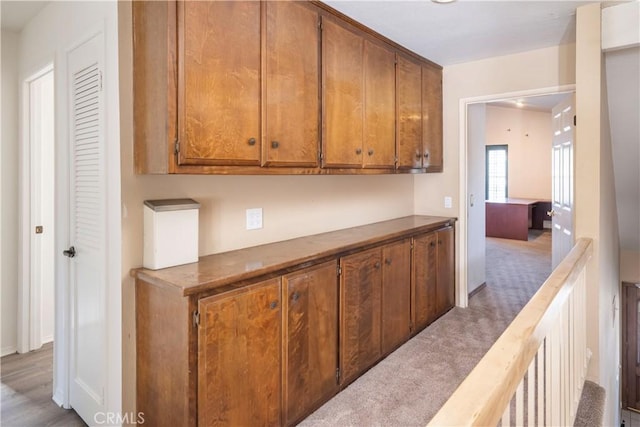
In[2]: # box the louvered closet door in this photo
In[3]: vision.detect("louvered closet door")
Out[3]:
[67,32,107,423]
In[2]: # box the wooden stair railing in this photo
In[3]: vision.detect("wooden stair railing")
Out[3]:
[429,238,593,426]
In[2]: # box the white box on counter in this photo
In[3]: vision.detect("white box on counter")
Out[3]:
[143,198,200,270]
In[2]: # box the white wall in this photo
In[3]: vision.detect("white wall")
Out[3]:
[1,30,20,356]
[485,105,552,201]
[575,4,620,426]
[466,104,486,294]
[19,0,121,416]
[118,2,415,418]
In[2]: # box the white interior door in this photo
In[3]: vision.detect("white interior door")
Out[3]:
[65,32,107,423]
[28,67,56,351]
[550,94,575,268]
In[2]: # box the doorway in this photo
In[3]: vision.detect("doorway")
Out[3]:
[20,65,56,353]
[459,87,575,304]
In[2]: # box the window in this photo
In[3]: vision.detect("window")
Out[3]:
[486,145,508,200]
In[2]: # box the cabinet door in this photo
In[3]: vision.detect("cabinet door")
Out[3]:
[264,2,319,167]
[179,1,261,166]
[412,232,438,331]
[422,66,443,172]
[340,248,382,384]
[198,278,281,426]
[322,19,364,168]
[436,227,455,316]
[396,55,422,169]
[363,40,396,169]
[381,240,411,355]
[283,261,338,424]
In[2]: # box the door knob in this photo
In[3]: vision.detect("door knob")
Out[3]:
[547,210,556,217]
[63,246,76,258]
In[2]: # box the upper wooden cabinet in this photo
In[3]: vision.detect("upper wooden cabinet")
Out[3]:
[178,1,261,167]
[322,19,396,169]
[422,65,443,172]
[265,1,320,167]
[322,18,364,168]
[132,0,442,175]
[396,55,423,169]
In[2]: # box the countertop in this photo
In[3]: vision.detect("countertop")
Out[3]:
[133,215,455,297]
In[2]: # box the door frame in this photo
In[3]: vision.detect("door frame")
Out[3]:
[457,84,575,308]
[18,63,56,354]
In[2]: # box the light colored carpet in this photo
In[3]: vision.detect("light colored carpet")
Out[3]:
[574,380,606,427]
[300,231,552,426]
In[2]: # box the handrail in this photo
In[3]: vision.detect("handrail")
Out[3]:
[428,237,593,426]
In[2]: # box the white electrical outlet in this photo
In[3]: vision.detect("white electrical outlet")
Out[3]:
[246,208,263,230]
[444,196,452,209]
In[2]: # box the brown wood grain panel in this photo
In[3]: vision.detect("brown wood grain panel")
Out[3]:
[132,0,175,174]
[485,202,531,241]
[179,1,261,166]
[436,227,455,316]
[322,18,364,168]
[381,239,411,354]
[422,65,443,172]
[136,279,194,427]
[197,278,281,426]
[340,248,382,384]
[412,232,438,331]
[363,40,396,169]
[623,283,640,411]
[264,1,320,167]
[396,55,423,169]
[282,261,339,425]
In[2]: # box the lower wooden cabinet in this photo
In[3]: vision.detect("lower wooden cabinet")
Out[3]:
[340,239,412,384]
[381,240,412,355]
[340,248,383,384]
[282,261,339,425]
[197,278,282,426]
[135,218,455,426]
[412,227,455,332]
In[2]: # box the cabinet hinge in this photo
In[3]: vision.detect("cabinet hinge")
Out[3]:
[573,115,576,126]
[410,240,414,250]
[337,265,342,276]
[335,367,340,383]
[319,151,324,162]
[192,310,200,327]
[319,19,323,30]
[174,139,180,156]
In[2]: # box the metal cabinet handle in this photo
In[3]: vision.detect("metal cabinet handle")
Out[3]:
[248,137,256,146]
[415,153,421,160]
[374,261,381,269]
[292,292,300,302]
[424,152,429,159]
[385,258,392,266]
[271,141,279,149]
[63,246,76,258]
[356,148,362,155]
[430,241,436,248]
[368,149,374,156]
[269,300,278,309]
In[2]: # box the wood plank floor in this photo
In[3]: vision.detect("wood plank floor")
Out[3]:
[1,343,86,426]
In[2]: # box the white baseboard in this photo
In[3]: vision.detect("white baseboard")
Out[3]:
[52,388,64,407]
[1,345,17,357]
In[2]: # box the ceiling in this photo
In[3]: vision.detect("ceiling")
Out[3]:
[488,93,572,113]
[1,1,47,32]
[323,0,596,66]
